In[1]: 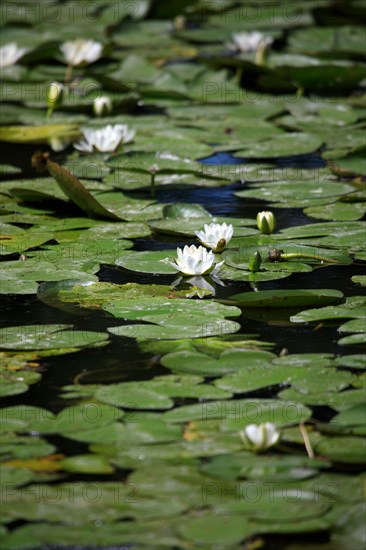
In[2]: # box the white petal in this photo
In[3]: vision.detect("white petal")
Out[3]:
[264,423,280,446]
[74,140,94,152]
[245,424,262,445]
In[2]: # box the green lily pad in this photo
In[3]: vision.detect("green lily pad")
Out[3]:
[0,280,39,295]
[71,415,182,446]
[107,151,201,173]
[0,232,54,256]
[177,514,252,546]
[214,364,354,395]
[76,222,151,240]
[220,265,292,283]
[59,455,114,474]
[47,281,187,311]
[28,239,133,265]
[305,202,366,221]
[115,250,177,274]
[352,276,366,287]
[161,348,275,376]
[108,319,240,340]
[0,260,99,296]
[290,296,366,323]
[338,318,366,333]
[0,431,55,460]
[313,435,366,464]
[338,333,366,346]
[0,325,109,350]
[163,399,311,425]
[225,240,352,265]
[235,180,354,206]
[328,155,366,177]
[335,355,366,370]
[213,489,330,521]
[278,388,365,411]
[95,376,231,410]
[235,133,323,158]
[331,503,366,549]
[330,404,366,432]
[0,123,79,143]
[273,353,334,368]
[106,298,241,322]
[0,369,41,397]
[288,26,366,57]
[222,289,343,308]
[200,453,328,482]
[277,221,365,240]
[0,466,36,489]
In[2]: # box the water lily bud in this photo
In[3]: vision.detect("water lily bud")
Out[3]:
[248,251,262,272]
[174,15,186,30]
[256,210,276,234]
[239,422,280,452]
[49,137,71,152]
[46,81,63,114]
[93,96,112,117]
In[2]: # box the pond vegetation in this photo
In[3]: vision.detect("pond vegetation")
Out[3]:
[0,1,365,549]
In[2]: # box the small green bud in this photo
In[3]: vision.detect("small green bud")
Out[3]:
[256,210,276,234]
[248,251,262,272]
[46,81,63,113]
[93,96,112,117]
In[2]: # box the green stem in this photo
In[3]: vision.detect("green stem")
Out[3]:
[150,172,155,199]
[235,67,243,85]
[281,253,340,264]
[64,64,73,84]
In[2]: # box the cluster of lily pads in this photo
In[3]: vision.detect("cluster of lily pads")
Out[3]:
[1,1,366,549]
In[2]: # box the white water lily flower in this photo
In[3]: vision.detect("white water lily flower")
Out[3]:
[0,43,28,69]
[239,422,280,452]
[74,124,135,153]
[228,32,273,53]
[60,39,103,66]
[195,222,233,252]
[169,245,224,276]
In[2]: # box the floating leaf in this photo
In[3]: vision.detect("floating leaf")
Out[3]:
[0,325,109,351]
[290,296,366,323]
[0,124,79,144]
[235,133,323,158]
[164,399,311,425]
[109,319,240,340]
[313,435,366,464]
[235,181,354,206]
[222,289,343,308]
[161,349,275,376]
[59,455,114,474]
[214,364,354,395]
[47,160,122,220]
[115,250,177,274]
